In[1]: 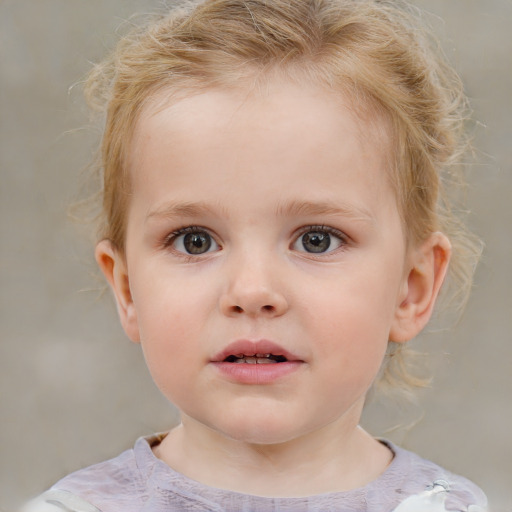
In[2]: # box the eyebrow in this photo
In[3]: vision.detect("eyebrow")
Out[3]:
[275,199,375,224]
[146,199,374,224]
[146,201,228,222]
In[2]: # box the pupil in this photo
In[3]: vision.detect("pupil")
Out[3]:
[184,232,211,254]
[302,231,330,253]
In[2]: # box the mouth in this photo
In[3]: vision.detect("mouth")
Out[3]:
[211,340,303,384]
[223,353,289,364]
[212,339,302,364]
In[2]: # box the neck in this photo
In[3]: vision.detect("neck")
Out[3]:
[153,411,393,497]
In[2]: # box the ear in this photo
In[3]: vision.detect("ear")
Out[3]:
[390,232,451,343]
[95,239,140,343]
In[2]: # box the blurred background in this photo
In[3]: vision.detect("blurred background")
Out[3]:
[1,0,510,510]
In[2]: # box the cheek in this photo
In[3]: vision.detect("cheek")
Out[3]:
[137,309,202,404]
[306,278,393,378]
[130,276,208,374]
[131,266,215,328]
[310,277,397,343]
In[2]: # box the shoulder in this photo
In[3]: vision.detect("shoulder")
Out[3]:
[22,436,158,512]
[384,442,488,512]
[21,490,101,512]
[51,445,142,500]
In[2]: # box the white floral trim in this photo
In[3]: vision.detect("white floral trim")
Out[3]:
[21,490,100,512]
[392,480,487,512]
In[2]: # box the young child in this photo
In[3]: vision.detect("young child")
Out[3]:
[23,0,488,510]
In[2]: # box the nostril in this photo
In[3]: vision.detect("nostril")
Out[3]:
[221,293,288,318]
[231,304,274,314]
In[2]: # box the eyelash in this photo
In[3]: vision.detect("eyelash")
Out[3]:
[163,225,217,246]
[293,225,348,253]
[295,225,347,240]
[162,224,349,256]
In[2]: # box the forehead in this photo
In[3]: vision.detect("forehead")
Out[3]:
[126,81,397,223]
[129,80,392,173]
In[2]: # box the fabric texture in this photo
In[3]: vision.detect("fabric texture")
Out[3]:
[23,434,488,512]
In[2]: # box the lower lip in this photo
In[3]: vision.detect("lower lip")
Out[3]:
[211,361,303,384]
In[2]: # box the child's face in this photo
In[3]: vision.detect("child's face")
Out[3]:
[101,82,427,445]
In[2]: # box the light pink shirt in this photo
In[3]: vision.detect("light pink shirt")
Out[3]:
[23,434,488,512]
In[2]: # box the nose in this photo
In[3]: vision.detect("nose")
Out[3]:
[219,254,289,318]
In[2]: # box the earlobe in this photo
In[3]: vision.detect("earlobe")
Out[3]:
[95,240,141,343]
[390,232,451,343]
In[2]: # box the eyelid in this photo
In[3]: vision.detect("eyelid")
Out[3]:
[292,225,349,254]
[161,224,349,257]
[163,225,220,255]
[296,224,347,238]
[294,225,348,241]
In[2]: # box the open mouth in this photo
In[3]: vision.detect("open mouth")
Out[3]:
[212,339,301,367]
[223,353,288,364]
[213,341,301,383]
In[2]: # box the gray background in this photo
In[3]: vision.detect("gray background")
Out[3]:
[0,0,510,510]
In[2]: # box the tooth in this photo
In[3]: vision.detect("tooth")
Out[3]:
[230,356,280,364]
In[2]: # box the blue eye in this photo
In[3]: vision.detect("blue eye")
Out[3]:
[169,228,219,255]
[293,227,345,254]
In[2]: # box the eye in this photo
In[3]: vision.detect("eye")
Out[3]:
[167,227,219,255]
[292,226,345,254]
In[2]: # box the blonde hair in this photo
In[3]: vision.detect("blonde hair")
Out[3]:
[85,0,482,393]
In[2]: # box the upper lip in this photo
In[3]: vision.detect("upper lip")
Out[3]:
[211,339,303,363]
